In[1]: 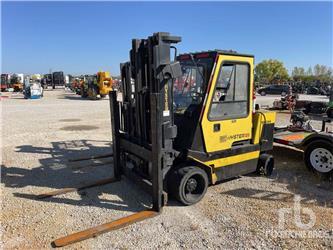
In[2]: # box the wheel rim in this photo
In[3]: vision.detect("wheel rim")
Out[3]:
[184,174,206,201]
[310,148,333,173]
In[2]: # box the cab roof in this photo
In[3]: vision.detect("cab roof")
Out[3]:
[178,50,254,60]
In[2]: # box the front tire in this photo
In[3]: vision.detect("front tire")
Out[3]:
[304,140,333,174]
[260,91,266,96]
[169,166,208,206]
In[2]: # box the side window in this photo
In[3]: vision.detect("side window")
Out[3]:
[209,62,249,120]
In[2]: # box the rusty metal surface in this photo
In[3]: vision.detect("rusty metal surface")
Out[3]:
[37,177,118,199]
[52,210,159,247]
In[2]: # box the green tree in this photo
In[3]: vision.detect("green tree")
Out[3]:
[254,59,289,85]
[292,67,305,77]
[306,66,313,76]
[312,64,333,82]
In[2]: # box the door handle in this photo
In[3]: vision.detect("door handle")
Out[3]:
[213,123,220,132]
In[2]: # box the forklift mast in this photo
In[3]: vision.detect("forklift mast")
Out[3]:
[110,32,182,211]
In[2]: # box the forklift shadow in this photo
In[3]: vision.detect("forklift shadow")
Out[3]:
[222,187,294,203]
[271,144,304,162]
[2,140,150,212]
[221,187,332,208]
[58,95,84,100]
[272,145,332,208]
[221,145,332,208]
[58,93,109,101]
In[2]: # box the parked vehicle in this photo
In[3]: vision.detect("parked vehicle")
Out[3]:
[274,117,332,175]
[1,74,10,91]
[306,86,327,95]
[10,74,24,92]
[257,84,290,96]
[24,79,43,99]
[52,71,65,89]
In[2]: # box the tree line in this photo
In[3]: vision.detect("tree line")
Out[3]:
[254,59,333,86]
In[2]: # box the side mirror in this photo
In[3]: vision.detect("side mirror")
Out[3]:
[255,104,260,111]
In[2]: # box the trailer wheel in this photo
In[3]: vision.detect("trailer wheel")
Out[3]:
[305,140,333,173]
[169,166,208,206]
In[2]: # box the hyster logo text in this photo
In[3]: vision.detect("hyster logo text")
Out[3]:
[220,133,250,143]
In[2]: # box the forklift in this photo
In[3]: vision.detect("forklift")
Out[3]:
[10,74,24,92]
[51,32,276,247]
[81,72,113,100]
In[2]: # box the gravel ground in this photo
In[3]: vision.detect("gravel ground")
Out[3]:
[1,89,332,249]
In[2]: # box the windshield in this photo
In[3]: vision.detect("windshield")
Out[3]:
[173,57,214,111]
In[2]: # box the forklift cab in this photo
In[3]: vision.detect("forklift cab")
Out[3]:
[174,51,254,152]
[173,51,275,186]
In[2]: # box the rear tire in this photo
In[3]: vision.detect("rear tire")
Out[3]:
[169,166,208,206]
[257,154,274,176]
[327,107,333,118]
[260,91,266,96]
[305,140,333,174]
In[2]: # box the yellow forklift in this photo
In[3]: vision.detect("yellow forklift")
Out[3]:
[81,71,113,100]
[10,74,24,92]
[50,32,276,247]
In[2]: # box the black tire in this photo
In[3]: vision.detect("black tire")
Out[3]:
[257,153,274,176]
[327,108,333,118]
[168,166,208,206]
[87,85,99,100]
[260,91,266,96]
[81,89,88,98]
[304,140,333,174]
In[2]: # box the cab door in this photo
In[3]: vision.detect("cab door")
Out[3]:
[201,54,254,153]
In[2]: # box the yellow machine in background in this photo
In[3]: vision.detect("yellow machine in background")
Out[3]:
[10,74,24,92]
[96,71,113,97]
[83,71,113,99]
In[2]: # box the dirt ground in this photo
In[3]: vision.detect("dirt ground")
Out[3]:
[1,89,332,249]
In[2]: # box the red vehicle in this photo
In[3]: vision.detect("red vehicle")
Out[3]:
[1,74,10,91]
